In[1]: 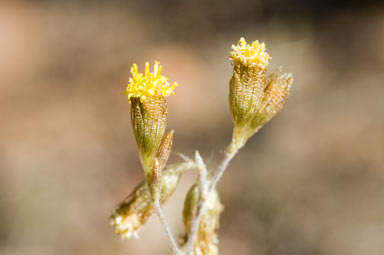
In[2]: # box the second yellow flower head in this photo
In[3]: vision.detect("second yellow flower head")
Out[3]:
[230,37,271,69]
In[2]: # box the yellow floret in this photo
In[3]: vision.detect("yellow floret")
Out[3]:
[124,61,178,102]
[230,37,271,68]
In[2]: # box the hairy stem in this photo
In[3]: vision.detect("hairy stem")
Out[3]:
[184,151,209,255]
[185,143,239,255]
[154,199,181,255]
[209,145,238,192]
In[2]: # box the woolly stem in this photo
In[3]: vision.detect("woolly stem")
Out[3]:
[154,199,181,255]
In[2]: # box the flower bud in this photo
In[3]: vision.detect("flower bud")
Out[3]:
[182,184,223,255]
[110,163,186,239]
[250,71,293,132]
[149,130,174,199]
[155,130,174,172]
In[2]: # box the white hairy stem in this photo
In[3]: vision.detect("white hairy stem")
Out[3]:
[154,199,181,255]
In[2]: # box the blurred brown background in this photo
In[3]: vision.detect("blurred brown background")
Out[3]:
[1,0,384,254]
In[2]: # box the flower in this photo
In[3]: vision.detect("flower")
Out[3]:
[125,62,178,177]
[124,61,178,102]
[228,37,293,153]
[230,37,271,68]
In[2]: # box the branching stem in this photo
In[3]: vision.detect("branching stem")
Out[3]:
[185,143,239,255]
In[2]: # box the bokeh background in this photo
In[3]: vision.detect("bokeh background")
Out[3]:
[1,0,384,254]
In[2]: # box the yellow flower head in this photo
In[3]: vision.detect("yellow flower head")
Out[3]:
[230,37,271,68]
[124,61,178,102]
